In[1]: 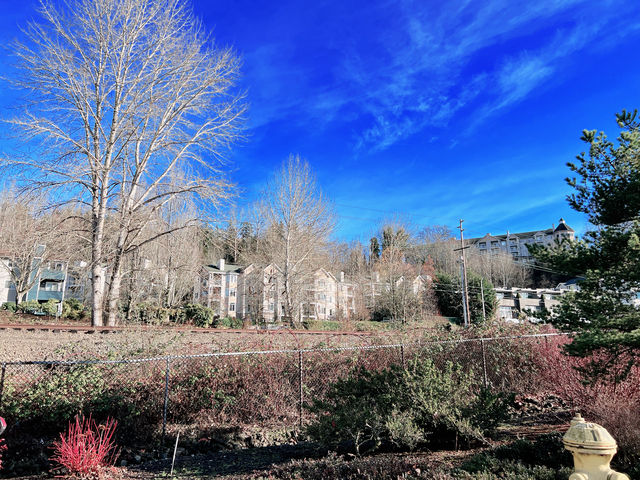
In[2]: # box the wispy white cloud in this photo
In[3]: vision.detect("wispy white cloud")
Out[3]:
[241,0,639,152]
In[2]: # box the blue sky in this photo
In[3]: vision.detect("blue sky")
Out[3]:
[1,0,640,242]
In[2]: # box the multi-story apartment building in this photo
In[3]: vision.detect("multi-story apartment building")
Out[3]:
[496,286,569,321]
[336,271,356,320]
[468,218,575,261]
[237,263,284,322]
[194,259,243,318]
[198,261,365,323]
[302,269,338,321]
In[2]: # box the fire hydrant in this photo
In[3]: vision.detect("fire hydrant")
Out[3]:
[563,413,629,480]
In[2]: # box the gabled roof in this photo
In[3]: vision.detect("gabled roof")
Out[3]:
[204,263,244,274]
[314,267,337,282]
[243,263,283,275]
[554,218,574,233]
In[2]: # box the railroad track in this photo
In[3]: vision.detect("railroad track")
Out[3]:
[0,322,380,336]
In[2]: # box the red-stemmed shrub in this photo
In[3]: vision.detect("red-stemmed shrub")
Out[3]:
[0,438,7,470]
[51,414,119,476]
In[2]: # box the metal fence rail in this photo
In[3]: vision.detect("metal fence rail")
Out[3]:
[0,332,568,448]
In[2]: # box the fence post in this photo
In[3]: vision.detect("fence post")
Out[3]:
[400,343,406,369]
[298,350,304,430]
[162,357,171,446]
[0,363,6,408]
[480,339,488,389]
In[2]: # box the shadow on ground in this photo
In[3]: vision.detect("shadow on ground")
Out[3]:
[129,443,325,479]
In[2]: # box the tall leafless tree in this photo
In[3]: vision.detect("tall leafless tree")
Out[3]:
[3,0,245,325]
[259,155,335,326]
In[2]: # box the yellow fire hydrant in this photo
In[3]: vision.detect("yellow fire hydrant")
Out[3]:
[563,413,629,480]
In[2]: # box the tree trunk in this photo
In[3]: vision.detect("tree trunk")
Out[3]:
[92,263,106,326]
[106,269,122,326]
[91,181,109,327]
[105,237,126,326]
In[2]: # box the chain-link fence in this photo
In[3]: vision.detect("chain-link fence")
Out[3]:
[0,332,568,470]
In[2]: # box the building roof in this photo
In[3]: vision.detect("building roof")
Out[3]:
[553,218,574,232]
[204,263,244,274]
[468,218,573,243]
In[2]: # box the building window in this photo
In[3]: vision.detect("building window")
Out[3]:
[230,289,236,297]
[478,242,486,248]
[225,288,229,297]
[269,303,274,312]
[229,303,235,312]
[229,275,237,285]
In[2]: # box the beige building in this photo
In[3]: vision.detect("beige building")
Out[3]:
[302,268,338,321]
[496,287,565,321]
[194,259,243,318]
[336,271,356,320]
[469,218,575,261]
[195,261,433,323]
[237,263,284,322]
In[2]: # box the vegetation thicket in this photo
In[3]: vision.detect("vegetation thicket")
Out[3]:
[306,357,511,454]
[433,271,497,324]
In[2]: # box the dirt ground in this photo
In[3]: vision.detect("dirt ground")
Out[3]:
[0,323,405,362]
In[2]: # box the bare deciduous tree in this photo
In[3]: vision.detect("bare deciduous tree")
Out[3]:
[259,155,335,326]
[3,0,245,325]
[0,192,70,305]
[413,225,531,288]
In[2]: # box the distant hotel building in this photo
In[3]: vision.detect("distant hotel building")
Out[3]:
[467,218,575,261]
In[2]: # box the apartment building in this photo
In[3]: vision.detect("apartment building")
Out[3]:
[336,271,356,320]
[302,268,339,321]
[0,254,69,305]
[194,259,243,318]
[468,218,575,261]
[197,261,365,323]
[496,287,566,321]
[237,263,283,322]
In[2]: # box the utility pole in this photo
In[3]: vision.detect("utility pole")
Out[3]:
[459,259,469,326]
[455,219,471,328]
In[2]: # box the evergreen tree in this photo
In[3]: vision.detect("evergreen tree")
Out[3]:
[369,237,381,262]
[434,272,496,324]
[530,109,640,383]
